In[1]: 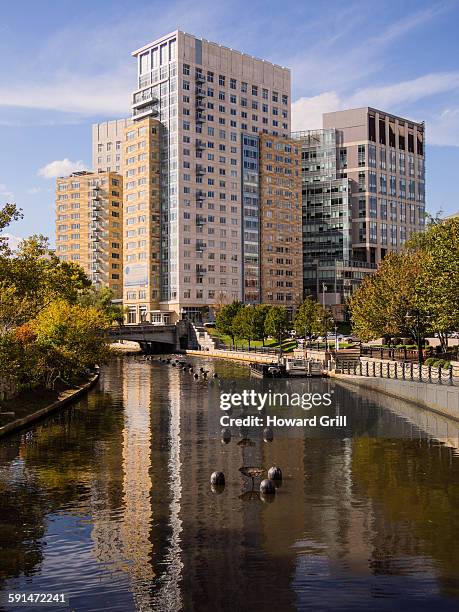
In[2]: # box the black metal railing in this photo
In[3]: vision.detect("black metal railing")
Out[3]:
[338,360,457,386]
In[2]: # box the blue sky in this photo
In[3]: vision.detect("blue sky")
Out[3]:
[1,0,458,245]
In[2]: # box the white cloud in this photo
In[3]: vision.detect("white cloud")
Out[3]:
[292,72,459,147]
[27,186,41,195]
[0,183,14,200]
[0,74,131,116]
[287,5,448,97]
[370,4,449,46]
[38,158,87,179]
[427,108,459,146]
[291,92,341,132]
[347,72,459,110]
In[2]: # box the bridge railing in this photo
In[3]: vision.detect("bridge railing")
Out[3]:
[205,344,283,356]
[108,324,176,338]
[338,359,458,386]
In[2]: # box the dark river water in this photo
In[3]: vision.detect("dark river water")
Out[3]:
[0,355,459,612]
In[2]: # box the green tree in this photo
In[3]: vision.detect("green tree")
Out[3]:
[31,300,111,389]
[412,217,459,350]
[0,331,22,395]
[0,235,91,324]
[349,251,422,343]
[265,306,290,353]
[0,203,23,254]
[78,286,125,326]
[294,297,321,338]
[316,304,335,339]
[233,305,257,349]
[215,300,243,348]
[253,304,271,346]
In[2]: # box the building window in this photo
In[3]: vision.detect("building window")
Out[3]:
[369,171,377,193]
[369,196,377,218]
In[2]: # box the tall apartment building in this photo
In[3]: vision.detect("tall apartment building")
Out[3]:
[123,117,163,323]
[323,108,425,265]
[293,108,426,319]
[259,133,302,307]
[55,171,123,300]
[128,30,291,322]
[92,119,132,174]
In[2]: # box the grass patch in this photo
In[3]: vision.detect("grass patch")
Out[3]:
[211,330,296,353]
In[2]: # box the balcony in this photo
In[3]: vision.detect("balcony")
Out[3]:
[195,241,207,252]
[195,139,206,150]
[196,165,206,176]
[195,99,206,112]
[195,73,205,84]
[132,93,159,110]
[196,265,207,274]
[196,190,206,202]
[132,104,159,120]
[195,112,206,123]
[196,215,207,226]
[195,87,206,98]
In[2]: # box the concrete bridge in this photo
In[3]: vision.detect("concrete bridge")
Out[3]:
[109,321,192,353]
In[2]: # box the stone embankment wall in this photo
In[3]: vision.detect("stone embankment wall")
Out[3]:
[185,348,277,364]
[331,372,459,422]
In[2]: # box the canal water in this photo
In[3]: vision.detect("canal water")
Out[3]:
[0,355,459,611]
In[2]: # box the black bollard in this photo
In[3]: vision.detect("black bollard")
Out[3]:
[260,479,275,494]
[221,428,231,444]
[210,471,225,486]
[268,466,282,482]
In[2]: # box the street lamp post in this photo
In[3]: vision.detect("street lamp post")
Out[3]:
[322,283,328,352]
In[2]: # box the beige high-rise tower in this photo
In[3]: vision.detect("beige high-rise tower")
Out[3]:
[259,133,302,308]
[129,30,291,322]
[122,117,162,323]
[55,171,123,300]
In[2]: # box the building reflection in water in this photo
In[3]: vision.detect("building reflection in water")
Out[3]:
[102,359,459,610]
[1,356,459,611]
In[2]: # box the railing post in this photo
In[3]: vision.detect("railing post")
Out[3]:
[366,361,369,377]
[402,362,405,380]
[449,365,454,386]
[410,362,414,381]
[387,362,390,379]
[373,361,376,377]
[438,365,442,385]
[419,363,423,382]
[359,362,362,376]
[428,364,432,383]
[395,362,398,379]
[380,361,383,378]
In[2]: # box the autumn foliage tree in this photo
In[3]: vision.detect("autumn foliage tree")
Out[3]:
[349,217,459,351]
[0,203,114,394]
